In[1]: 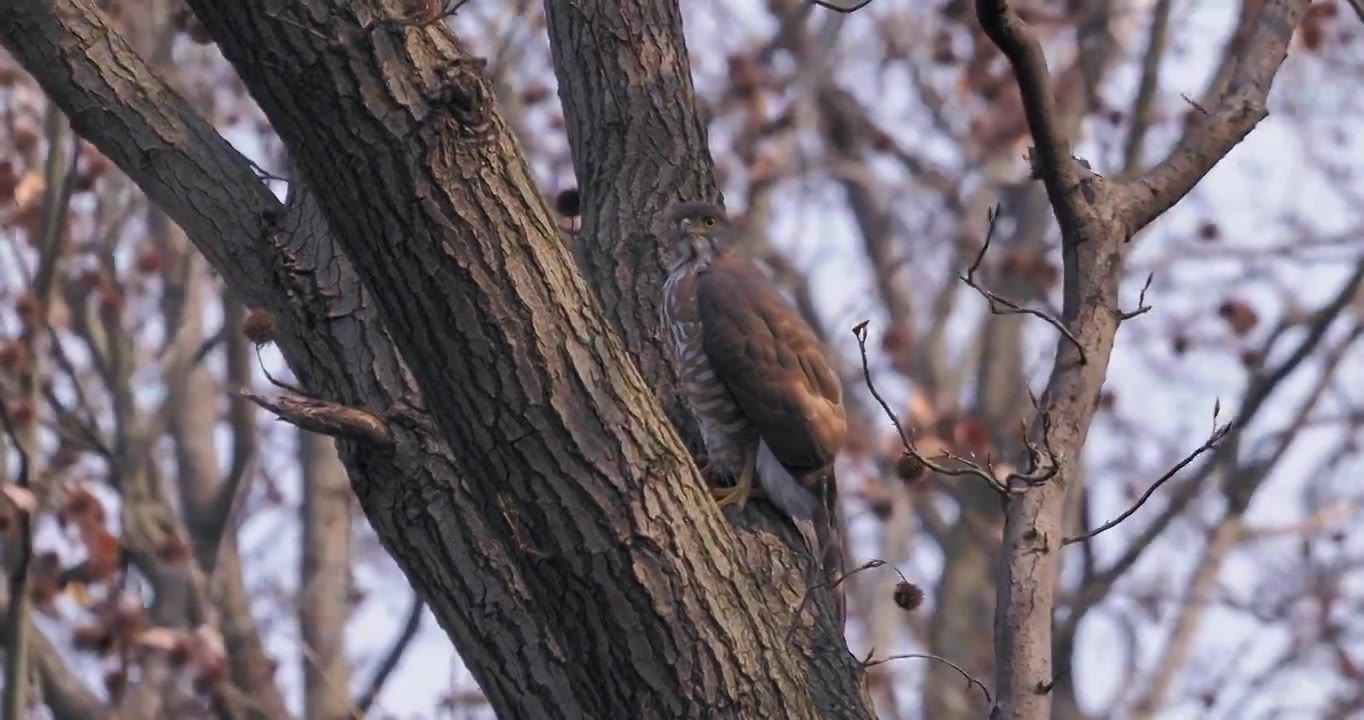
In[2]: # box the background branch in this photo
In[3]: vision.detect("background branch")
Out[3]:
[1120,0,1311,229]
[354,597,424,714]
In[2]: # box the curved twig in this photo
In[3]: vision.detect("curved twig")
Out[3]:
[852,321,1057,495]
[1063,420,1231,546]
[862,652,993,705]
[809,0,876,12]
[355,596,425,714]
[960,206,1087,365]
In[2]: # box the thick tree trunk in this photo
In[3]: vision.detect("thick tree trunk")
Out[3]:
[0,0,873,717]
[182,1,868,714]
[541,0,860,683]
[543,0,718,448]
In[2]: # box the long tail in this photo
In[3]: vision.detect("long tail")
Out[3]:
[756,442,846,628]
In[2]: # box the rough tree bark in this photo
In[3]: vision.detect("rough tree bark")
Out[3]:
[0,0,870,717]
[540,0,854,655]
[543,0,718,446]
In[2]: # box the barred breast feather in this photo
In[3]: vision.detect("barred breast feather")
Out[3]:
[663,266,756,475]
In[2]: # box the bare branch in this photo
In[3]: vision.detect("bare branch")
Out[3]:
[975,0,1080,199]
[192,300,259,577]
[809,0,876,12]
[299,429,354,720]
[862,653,993,705]
[852,322,1058,496]
[960,206,1087,364]
[1062,420,1232,546]
[1133,518,1242,718]
[3,104,75,720]
[0,0,292,313]
[1238,499,1362,542]
[0,598,110,720]
[254,345,309,397]
[970,1,1153,717]
[789,559,906,640]
[1121,0,1174,175]
[1118,273,1155,322]
[239,391,394,448]
[1179,92,1210,117]
[0,394,35,720]
[355,597,425,714]
[1068,257,1364,611]
[1119,0,1311,231]
[297,642,364,720]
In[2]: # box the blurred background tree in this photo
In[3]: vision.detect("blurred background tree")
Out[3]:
[0,0,1360,718]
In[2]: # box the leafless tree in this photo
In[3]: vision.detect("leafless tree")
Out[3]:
[0,0,1359,719]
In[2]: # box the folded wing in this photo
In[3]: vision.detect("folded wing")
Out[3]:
[694,256,846,473]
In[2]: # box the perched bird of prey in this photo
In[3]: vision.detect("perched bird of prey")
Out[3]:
[661,201,848,615]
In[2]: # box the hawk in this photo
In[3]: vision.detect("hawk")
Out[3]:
[661,201,848,617]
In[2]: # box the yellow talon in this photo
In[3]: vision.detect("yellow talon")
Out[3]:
[710,451,755,509]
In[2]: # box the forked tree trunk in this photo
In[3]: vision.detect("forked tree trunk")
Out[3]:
[0,0,874,717]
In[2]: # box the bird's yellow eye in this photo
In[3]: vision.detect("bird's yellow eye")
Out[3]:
[702,216,717,228]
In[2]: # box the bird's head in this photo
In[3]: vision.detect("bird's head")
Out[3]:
[664,201,735,272]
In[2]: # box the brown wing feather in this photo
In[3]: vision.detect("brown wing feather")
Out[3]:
[695,255,847,471]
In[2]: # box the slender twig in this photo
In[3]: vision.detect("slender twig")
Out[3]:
[854,322,1006,495]
[191,328,225,367]
[44,322,109,447]
[41,385,110,458]
[1119,273,1155,322]
[1348,0,1364,24]
[1238,499,1360,542]
[853,321,1058,495]
[787,559,902,640]
[1121,0,1174,175]
[810,0,876,11]
[355,596,425,713]
[862,652,993,705]
[1070,257,1364,609]
[1119,0,1311,231]
[0,402,32,512]
[1179,93,1210,116]
[1063,419,1232,546]
[208,453,258,587]
[960,206,1088,365]
[204,301,257,576]
[255,345,309,396]
[247,158,290,185]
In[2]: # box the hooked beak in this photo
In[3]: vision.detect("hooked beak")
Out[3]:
[679,218,692,232]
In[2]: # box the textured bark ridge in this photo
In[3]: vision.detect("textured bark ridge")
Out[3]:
[156,1,867,717]
[542,0,863,694]
[1,0,869,714]
[544,0,720,449]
